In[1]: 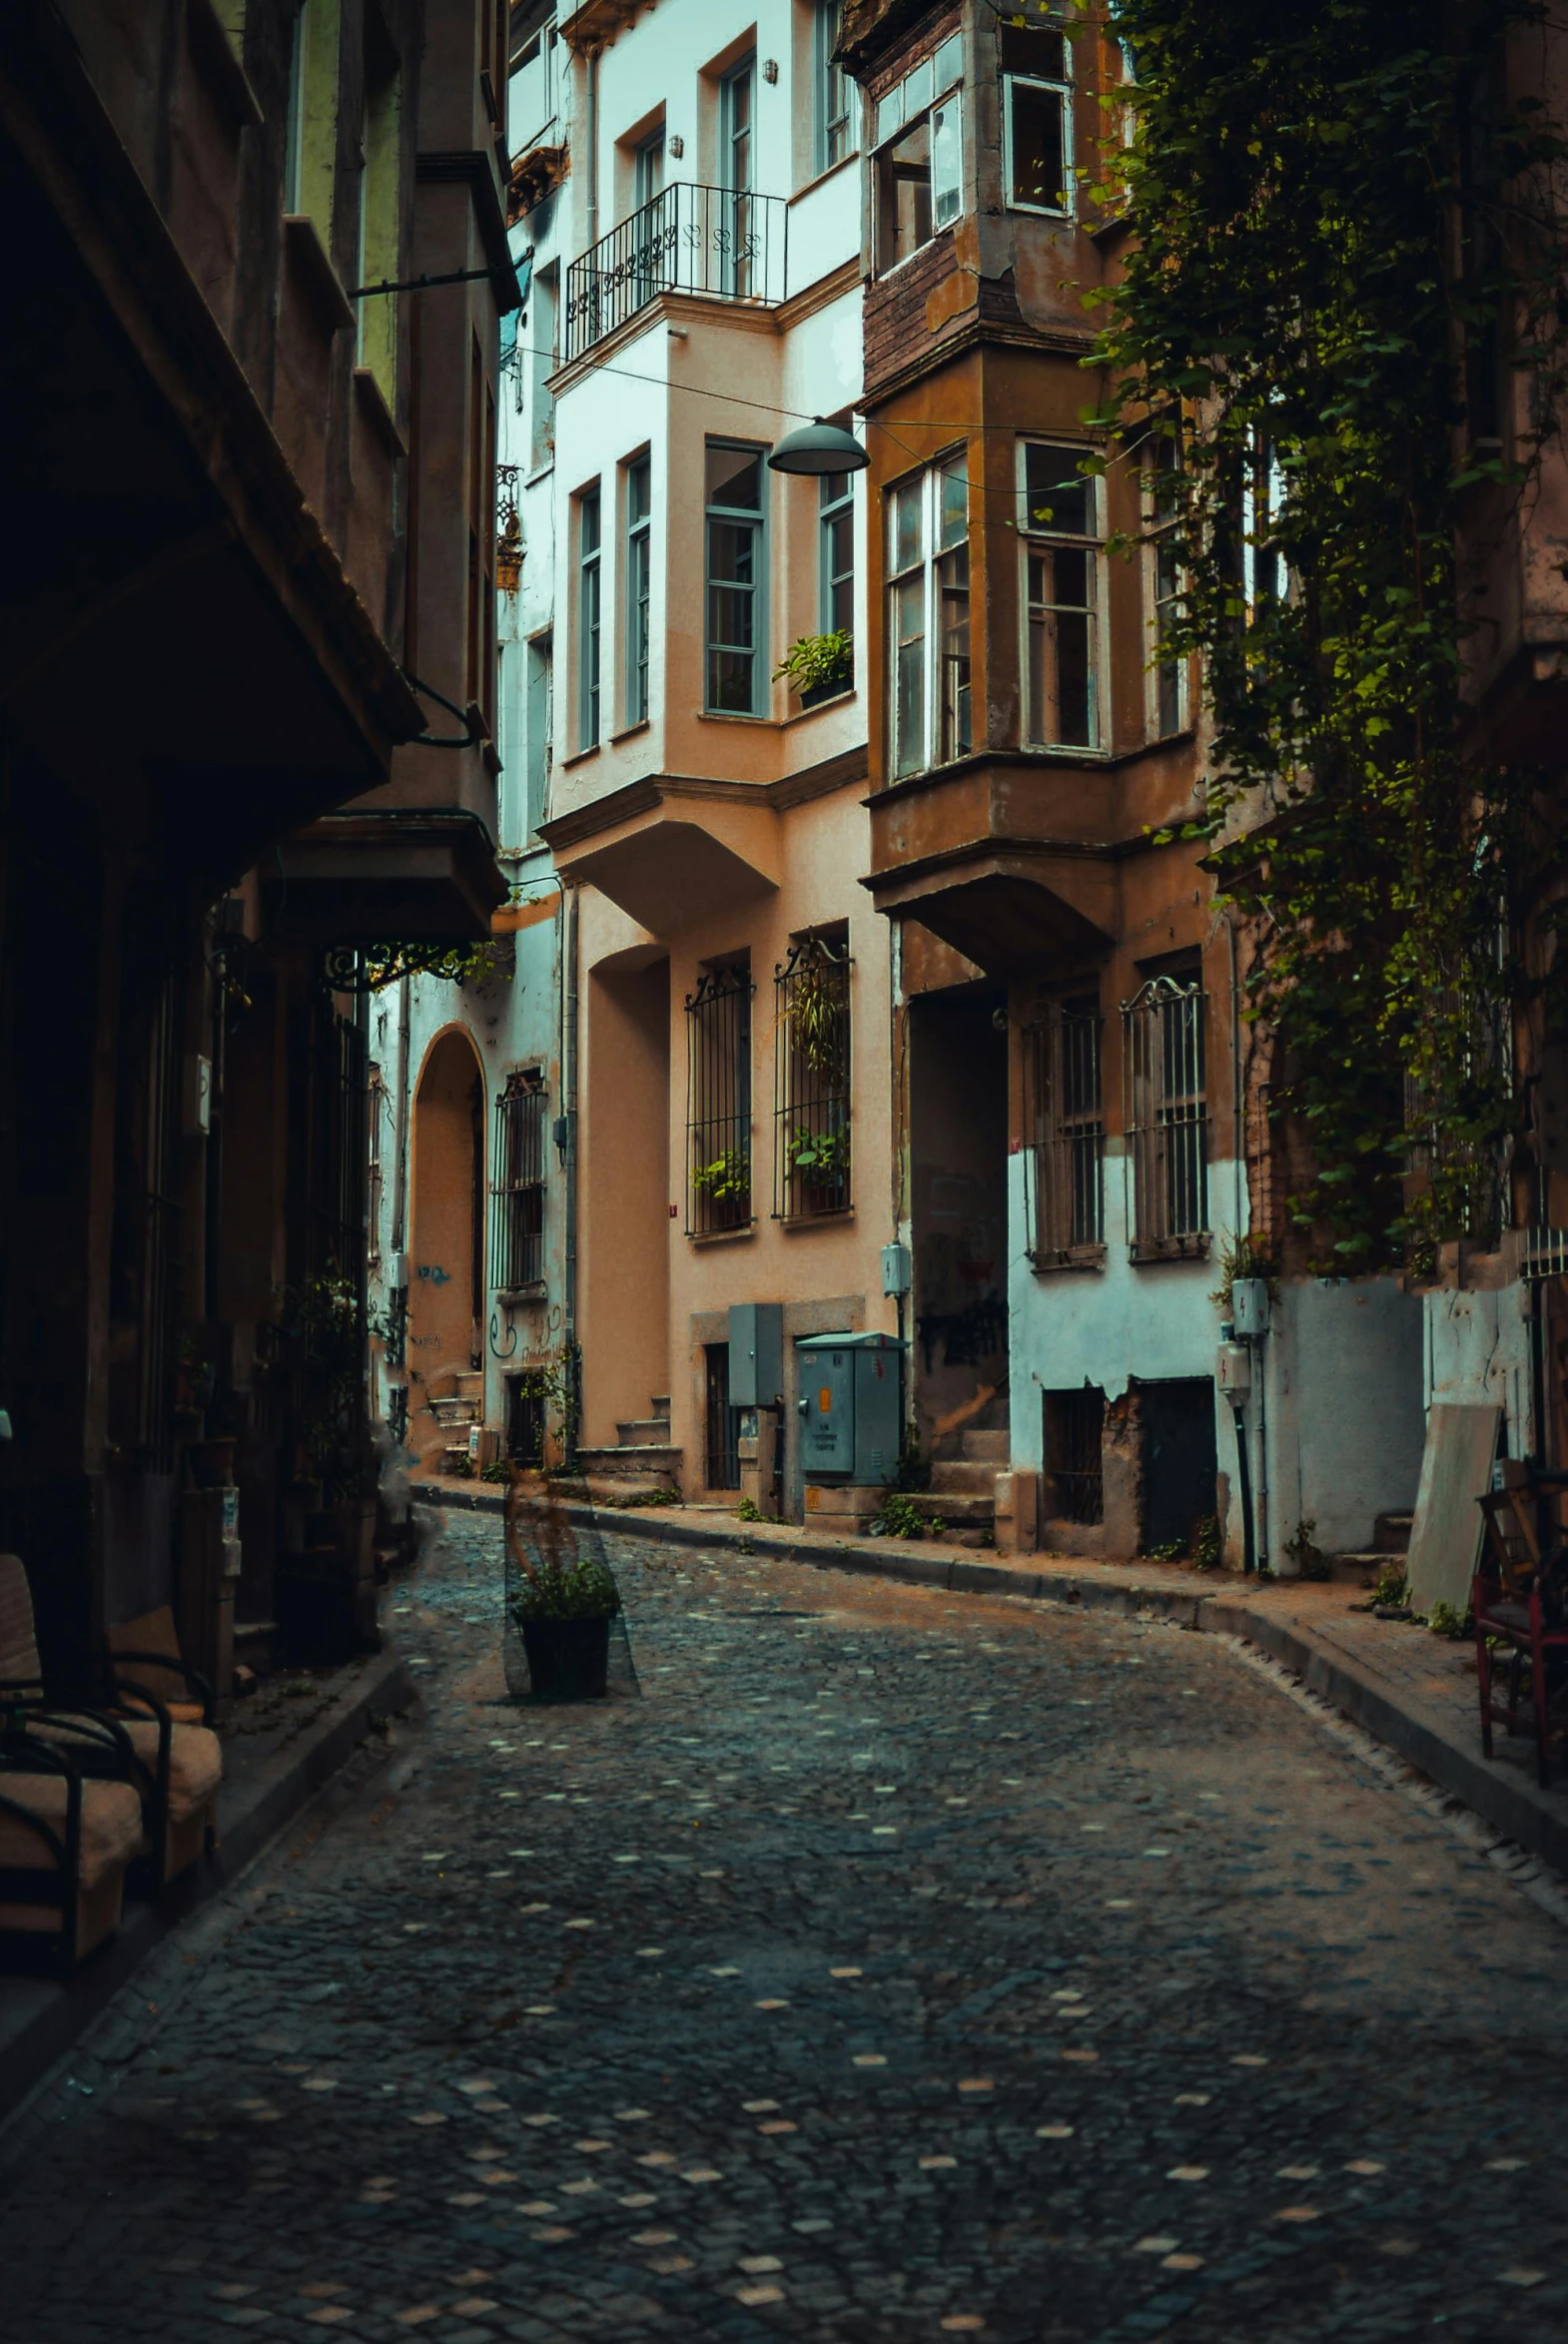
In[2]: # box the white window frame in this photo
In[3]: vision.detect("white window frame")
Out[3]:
[1002,30,1075,218]
[624,451,652,728]
[814,0,854,175]
[576,482,602,751]
[704,439,769,717]
[1143,432,1188,740]
[1018,438,1107,755]
[886,450,971,781]
[872,34,964,277]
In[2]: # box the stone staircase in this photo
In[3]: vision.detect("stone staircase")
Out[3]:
[424,1368,484,1475]
[576,1393,682,1503]
[905,1428,1008,1548]
[1326,1510,1412,1588]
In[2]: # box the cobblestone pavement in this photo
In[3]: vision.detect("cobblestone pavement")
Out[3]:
[6,1514,1568,2343]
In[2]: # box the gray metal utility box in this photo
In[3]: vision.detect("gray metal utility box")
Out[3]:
[729,1302,784,1407]
[794,1331,901,1483]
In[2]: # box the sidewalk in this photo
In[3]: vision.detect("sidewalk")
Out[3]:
[0,1640,415,2125]
[414,1473,1568,1879]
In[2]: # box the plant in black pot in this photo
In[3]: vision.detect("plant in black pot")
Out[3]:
[504,1469,621,1699]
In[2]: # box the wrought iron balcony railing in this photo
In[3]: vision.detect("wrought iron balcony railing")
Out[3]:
[564,182,788,362]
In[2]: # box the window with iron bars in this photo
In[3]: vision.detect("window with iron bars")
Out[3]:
[1124,971,1209,1257]
[367,1062,387,1272]
[1043,1385,1105,1524]
[492,1071,547,1292]
[1023,994,1104,1264]
[774,935,852,1220]
[686,962,754,1234]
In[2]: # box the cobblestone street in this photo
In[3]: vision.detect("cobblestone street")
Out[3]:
[6,1514,1568,2342]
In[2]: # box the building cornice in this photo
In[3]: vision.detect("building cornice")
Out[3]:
[540,745,870,851]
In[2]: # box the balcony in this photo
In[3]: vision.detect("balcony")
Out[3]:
[564,183,787,362]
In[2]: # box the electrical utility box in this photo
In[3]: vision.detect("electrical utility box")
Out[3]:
[729,1303,784,1407]
[1215,1341,1252,1398]
[794,1332,901,1483]
[1231,1278,1271,1338]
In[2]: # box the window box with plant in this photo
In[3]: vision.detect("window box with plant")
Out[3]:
[775,629,854,709]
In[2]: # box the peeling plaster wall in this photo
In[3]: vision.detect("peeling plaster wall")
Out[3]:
[1423,1283,1535,1458]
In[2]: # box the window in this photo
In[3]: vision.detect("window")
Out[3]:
[1124,970,1208,1256]
[1002,19,1073,216]
[292,0,342,227]
[633,126,664,212]
[686,961,753,1233]
[1024,994,1104,1263]
[819,467,855,641]
[720,56,755,297]
[705,441,766,714]
[1044,1386,1105,1524]
[874,34,962,272]
[1242,429,1287,618]
[887,452,970,779]
[492,1072,547,1292]
[285,2,308,212]
[624,453,652,726]
[355,21,401,398]
[529,263,557,471]
[1021,441,1101,750]
[814,0,853,173]
[1145,430,1186,737]
[577,483,601,747]
[368,1061,387,1271]
[510,17,559,151]
[525,630,552,835]
[774,935,852,1219]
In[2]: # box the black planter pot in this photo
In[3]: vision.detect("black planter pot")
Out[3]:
[521,1614,612,1699]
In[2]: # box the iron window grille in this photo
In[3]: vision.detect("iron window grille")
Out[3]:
[1021,441,1102,750]
[1023,995,1105,1264]
[492,1072,547,1292]
[1043,1385,1105,1523]
[686,963,754,1234]
[774,936,852,1220]
[1124,972,1209,1257]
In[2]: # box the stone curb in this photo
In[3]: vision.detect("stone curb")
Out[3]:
[0,1647,416,2127]
[415,1481,1568,1883]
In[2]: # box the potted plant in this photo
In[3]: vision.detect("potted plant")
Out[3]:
[510,1544,621,1698]
[774,629,853,708]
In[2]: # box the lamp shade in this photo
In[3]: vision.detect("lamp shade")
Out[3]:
[767,419,869,475]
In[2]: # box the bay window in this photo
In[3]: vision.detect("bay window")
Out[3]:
[1021,440,1102,750]
[874,34,963,273]
[1002,18,1074,216]
[887,452,970,780]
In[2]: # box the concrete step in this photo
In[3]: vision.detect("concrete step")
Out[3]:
[580,1473,681,1509]
[576,1444,681,1482]
[649,1395,672,1420]
[454,1370,484,1398]
[962,1429,1010,1462]
[1326,1551,1390,1589]
[427,1395,480,1427]
[929,1460,1000,1496]
[617,1418,672,1447]
[907,1490,994,1529]
[1374,1512,1413,1556]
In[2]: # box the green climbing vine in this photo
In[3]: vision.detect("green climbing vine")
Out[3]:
[1089,0,1568,1268]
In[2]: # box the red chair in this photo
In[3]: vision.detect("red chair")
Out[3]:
[1473,1463,1568,1788]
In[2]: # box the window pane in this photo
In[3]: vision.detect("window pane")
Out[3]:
[826,512,854,632]
[938,543,970,760]
[821,468,850,507]
[931,96,962,229]
[933,32,962,93]
[706,443,763,510]
[708,646,755,711]
[938,455,968,549]
[708,584,756,649]
[708,518,756,586]
[1008,81,1067,212]
[1024,443,1092,535]
[880,122,932,266]
[1000,24,1067,77]
[892,572,925,776]
[890,478,924,573]
[629,454,651,525]
[1028,548,1098,748]
[876,85,902,145]
[580,489,600,555]
[902,57,932,116]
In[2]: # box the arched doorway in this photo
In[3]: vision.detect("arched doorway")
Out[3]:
[408,1028,485,1473]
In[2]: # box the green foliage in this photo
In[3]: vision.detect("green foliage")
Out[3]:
[1190,1512,1223,1571]
[1209,1232,1278,1315]
[1424,1597,1473,1639]
[789,1126,851,1178]
[736,1495,779,1523]
[1371,1563,1410,1609]
[1284,1515,1329,1580]
[871,1490,940,1540]
[364,940,512,991]
[1092,0,1568,1267]
[511,1557,622,1621]
[690,1148,751,1204]
[774,630,853,697]
[890,1433,932,1493]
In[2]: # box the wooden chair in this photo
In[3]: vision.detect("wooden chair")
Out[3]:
[1473,1463,1568,1787]
[0,1726,145,1973]
[0,1561,222,1889]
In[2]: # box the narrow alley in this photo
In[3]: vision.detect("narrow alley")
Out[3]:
[5,1521,1567,2343]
